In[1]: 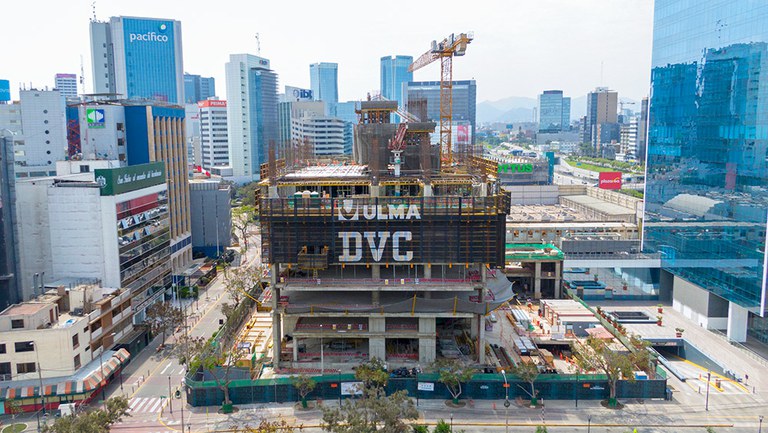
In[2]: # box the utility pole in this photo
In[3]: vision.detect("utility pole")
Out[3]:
[168,376,173,414]
[705,371,711,411]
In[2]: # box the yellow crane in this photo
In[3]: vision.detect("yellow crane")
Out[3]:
[409,32,473,166]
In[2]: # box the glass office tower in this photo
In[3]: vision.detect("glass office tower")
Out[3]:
[644,0,768,343]
[380,55,413,109]
[309,63,338,104]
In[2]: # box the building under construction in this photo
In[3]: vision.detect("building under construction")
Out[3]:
[258,100,512,369]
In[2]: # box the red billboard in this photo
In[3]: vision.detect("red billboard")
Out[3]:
[197,100,227,108]
[598,171,622,190]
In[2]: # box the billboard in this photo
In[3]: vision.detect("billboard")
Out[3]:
[285,86,313,101]
[598,171,623,190]
[86,108,106,128]
[122,18,179,103]
[95,162,166,196]
[0,80,10,102]
[197,100,227,108]
[260,196,508,266]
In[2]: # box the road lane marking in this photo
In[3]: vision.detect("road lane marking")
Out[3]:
[161,362,172,375]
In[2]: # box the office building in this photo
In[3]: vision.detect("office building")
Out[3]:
[585,87,618,153]
[644,0,768,343]
[291,115,346,157]
[277,101,325,160]
[617,117,639,162]
[225,54,278,181]
[404,80,476,145]
[54,74,78,99]
[184,73,215,104]
[185,103,201,167]
[65,101,192,270]
[198,99,229,170]
[537,90,571,133]
[189,179,231,258]
[309,63,338,104]
[15,90,67,179]
[90,16,184,103]
[637,97,649,163]
[380,55,413,109]
[0,131,18,310]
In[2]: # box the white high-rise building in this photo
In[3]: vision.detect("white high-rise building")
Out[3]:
[618,116,639,162]
[291,114,346,157]
[16,90,67,178]
[199,99,229,169]
[225,54,278,182]
[54,74,78,98]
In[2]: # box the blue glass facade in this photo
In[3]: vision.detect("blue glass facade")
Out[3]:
[380,56,413,109]
[183,73,215,104]
[248,69,278,170]
[538,90,570,132]
[122,18,179,103]
[309,63,338,104]
[644,1,768,327]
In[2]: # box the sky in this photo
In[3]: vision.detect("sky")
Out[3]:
[3,0,654,104]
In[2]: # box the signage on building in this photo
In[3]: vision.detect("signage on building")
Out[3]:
[498,163,534,174]
[598,171,623,190]
[198,100,227,108]
[457,124,469,144]
[285,86,313,101]
[262,197,507,267]
[94,162,166,196]
[0,80,10,102]
[86,108,105,128]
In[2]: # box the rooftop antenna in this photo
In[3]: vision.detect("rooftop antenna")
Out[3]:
[91,1,97,21]
[255,33,261,56]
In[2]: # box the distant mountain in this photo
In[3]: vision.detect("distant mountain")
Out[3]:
[477,95,641,124]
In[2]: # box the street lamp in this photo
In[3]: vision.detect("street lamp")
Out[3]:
[759,415,764,433]
[450,413,453,433]
[588,415,592,433]
[705,371,711,411]
[30,342,45,433]
[501,369,509,433]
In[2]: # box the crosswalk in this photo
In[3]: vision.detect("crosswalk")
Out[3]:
[129,397,167,413]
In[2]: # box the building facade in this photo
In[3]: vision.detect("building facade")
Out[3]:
[585,87,618,153]
[404,80,477,144]
[198,99,229,169]
[538,90,571,133]
[291,115,346,157]
[54,74,78,99]
[90,16,184,104]
[309,63,338,104]
[380,56,413,109]
[15,90,67,179]
[189,179,231,258]
[183,73,216,104]
[225,54,278,181]
[644,0,768,343]
[0,131,18,310]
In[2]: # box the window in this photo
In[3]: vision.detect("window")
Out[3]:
[0,344,5,354]
[11,319,24,329]
[14,341,33,353]
[73,354,81,370]
[79,165,90,173]
[0,362,10,375]
[16,362,36,374]
[72,334,79,349]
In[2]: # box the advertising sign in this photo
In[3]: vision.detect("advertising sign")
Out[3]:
[86,108,106,128]
[0,80,10,102]
[498,163,534,174]
[122,18,178,103]
[285,86,313,101]
[94,162,166,196]
[456,124,469,144]
[417,382,435,392]
[340,382,363,396]
[598,171,623,190]
[197,100,227,108]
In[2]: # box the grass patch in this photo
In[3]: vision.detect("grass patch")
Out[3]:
[565,159,622,173]
[3,424,27,433]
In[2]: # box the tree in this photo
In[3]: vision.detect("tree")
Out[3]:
[232,205,256,252]
[535,427,548,433]
[571,335,651,408]
[321,387,418,433]
[184,335,249,412]
[145,301,184,346]
[292,374,317,409]
[432,359,475,404]
[236,182,259,207]
[433,420,451,433]
[42,396,130,433]
[511,361,541,406]
[223,265,261,307]
[412,425,429,433]
[354,357,389,388]
[7,398,22,419]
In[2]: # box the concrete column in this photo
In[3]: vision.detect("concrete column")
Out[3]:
[554,261,562,298]
[469,316,478,338]
[369,317,385,333]
[727,301,749,343]
[370,185,381,197]
[372,264,381,279]
[423,184,433,197]
[268,186,278,198]
[534,262,542,299]
[419,318,436,364]
[271,264,281,368]
[293,337,298,362]
[477,314,486,364]
[424,291,432,299]
[424,264,432,279]
[481,264,487,283]
[369,337,386,360]
[372,290,380,306]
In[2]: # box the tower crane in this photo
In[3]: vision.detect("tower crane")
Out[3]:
[409,32,473,166]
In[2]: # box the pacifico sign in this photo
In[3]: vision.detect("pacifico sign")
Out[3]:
[129,32,169,43]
